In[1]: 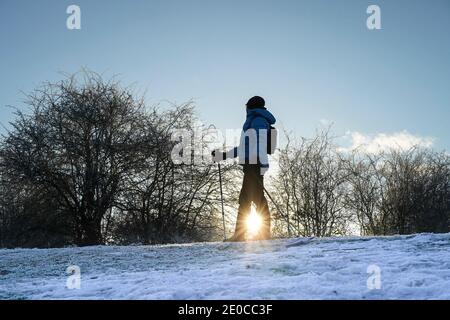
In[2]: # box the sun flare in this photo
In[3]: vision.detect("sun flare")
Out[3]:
[246,206,262,237]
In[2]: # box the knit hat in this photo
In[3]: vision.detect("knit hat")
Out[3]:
[246,96,266,109]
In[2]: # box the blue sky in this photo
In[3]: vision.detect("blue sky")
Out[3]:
[1,0,449,150]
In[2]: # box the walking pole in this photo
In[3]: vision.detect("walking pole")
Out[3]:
[218,163,226,241]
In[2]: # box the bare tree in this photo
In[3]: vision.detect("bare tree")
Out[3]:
[1,71,155,245]
[380,148,450,234]
[344,152,387,235]
[109,106,233,244]
[272,129,351,237]
[345,147,450,235]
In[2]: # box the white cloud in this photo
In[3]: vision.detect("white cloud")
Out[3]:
[340,130,434,154]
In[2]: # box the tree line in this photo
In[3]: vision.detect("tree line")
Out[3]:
[270,130,450,237]
[0,72,448,247]
[0,72,230,247]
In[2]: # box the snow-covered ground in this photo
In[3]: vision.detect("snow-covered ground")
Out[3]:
[1,233,450,299]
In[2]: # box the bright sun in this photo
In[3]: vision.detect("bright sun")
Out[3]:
[246,206,262,237]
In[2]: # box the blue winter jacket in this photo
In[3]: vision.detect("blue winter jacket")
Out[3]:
[226,107,276,172]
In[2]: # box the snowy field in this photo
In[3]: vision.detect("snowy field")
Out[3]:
[1,233,450,300]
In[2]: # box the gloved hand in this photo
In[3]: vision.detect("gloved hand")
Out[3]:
[211,149,226,162]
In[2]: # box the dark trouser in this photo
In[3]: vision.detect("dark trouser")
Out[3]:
[235,164,271,239]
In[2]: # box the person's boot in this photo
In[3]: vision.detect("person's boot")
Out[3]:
[225,222,246,242]
[251,230,270,241]
[225,232,246,242]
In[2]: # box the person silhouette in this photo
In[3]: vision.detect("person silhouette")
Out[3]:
[212,96,276,241]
